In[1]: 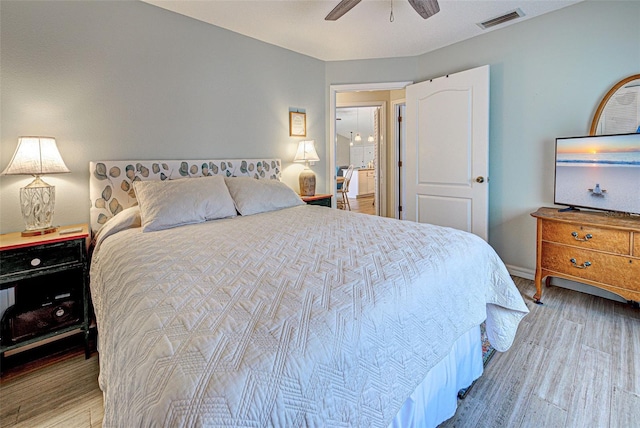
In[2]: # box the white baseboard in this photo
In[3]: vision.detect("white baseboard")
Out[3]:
[505,265,534,280]
[549,277,627,303]
[504,264,627,303]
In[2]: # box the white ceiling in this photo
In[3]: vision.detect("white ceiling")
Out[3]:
[142,0,582,61]
[337,107,377,140]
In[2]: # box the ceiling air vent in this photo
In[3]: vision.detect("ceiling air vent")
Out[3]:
[477,8,525,30]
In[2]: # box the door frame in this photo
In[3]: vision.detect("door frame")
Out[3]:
[336,102,385,216]
[329,82,412,215]
[392,99,406,219]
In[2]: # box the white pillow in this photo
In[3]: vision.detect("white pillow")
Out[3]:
[93,206,142,250]
[133,176,236,232]
[224,177,304,216]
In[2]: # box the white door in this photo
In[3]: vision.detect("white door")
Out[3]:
[404,65,490,240]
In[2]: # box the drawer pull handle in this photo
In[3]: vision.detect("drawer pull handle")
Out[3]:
[569,258,591,269]
[30,258,41,267]
[571,232,592,241]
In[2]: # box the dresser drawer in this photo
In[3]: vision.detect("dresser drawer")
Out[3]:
[541,221,630,254]
[0,239,85,280]
[634,233,640,258]
[541,242,640,291]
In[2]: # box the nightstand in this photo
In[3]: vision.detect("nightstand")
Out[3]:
[301,194,332,207]
[0,224,91,363]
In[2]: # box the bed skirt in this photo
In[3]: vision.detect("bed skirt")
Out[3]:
[390,324,483,428]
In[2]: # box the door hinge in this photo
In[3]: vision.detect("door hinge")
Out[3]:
[398,161,403,167]
[398,115,402,122]
[399,206,403,212]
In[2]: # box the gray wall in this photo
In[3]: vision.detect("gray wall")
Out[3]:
[0,1,326,234]
[327,0,640,276]
[2,0,639,279]
[422,1,639,276]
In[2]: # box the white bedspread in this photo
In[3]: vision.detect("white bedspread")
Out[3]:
[90,205,528,427]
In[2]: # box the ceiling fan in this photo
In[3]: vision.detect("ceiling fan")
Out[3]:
[325,0,440,21]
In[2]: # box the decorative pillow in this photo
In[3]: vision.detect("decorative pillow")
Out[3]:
[133,176,236,232]
[93,206,142,251]
[224,177,304,216]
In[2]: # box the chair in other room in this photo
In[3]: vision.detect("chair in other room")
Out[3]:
[336,165,349,191]
[337,165,354,210]
[335,165,349,207]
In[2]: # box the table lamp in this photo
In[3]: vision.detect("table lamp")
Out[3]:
[1,136,70,236]
[293,140,320,196]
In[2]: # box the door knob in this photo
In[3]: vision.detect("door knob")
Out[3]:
[475,176,485,183]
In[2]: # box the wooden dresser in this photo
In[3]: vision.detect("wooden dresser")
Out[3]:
[530,207,640,305]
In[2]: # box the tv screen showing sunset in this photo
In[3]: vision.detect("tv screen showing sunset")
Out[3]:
[555,133,640,214]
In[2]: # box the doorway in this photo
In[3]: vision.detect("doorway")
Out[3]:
[335,104,381,215]
[329,82,412,218]
[329,66,489,236]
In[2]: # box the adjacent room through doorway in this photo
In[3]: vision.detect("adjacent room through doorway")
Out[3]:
[330,82,410,218]
[335,105,379,215]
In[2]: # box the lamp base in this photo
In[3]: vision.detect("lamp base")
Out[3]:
[20,176,56,232]
[299,169,316,197]
[21,226,58,237]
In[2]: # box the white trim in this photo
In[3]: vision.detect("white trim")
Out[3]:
[331,82,413,93]
[391,99,406,219]
[336,101,386,216]
[505,266,626,303]
[329,82,412,212]
[551,278,627,303]
[505,264,534,280]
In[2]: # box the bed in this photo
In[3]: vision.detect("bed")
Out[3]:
[88,159,529,427]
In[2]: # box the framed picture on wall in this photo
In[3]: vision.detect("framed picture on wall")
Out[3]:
[289,111,306,137]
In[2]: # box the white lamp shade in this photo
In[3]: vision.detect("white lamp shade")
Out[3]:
[293,140,320,163]
[2,136,70,176]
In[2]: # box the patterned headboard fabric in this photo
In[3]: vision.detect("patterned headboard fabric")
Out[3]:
[89,159,281,232]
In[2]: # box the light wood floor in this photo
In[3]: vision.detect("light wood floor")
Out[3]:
[441,277,640,428]
[0,277,638,427]
[338,194,376,215]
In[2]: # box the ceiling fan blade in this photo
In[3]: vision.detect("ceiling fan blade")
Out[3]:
[325,0,362,21]
[408,0,440,19]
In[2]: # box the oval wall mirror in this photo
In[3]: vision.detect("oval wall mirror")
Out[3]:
[590,74,640,135]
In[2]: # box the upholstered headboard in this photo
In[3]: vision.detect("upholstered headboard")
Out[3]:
[89,159,281,232]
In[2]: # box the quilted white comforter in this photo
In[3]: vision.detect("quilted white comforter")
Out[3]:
[90,205,528,427]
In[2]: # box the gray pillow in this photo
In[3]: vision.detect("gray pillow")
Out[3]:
[133,176,236,232]
[224,177,304,216]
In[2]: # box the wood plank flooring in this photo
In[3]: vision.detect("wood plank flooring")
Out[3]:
[0,277,638,427]
[440,277,640,428]
[338,194,376,215]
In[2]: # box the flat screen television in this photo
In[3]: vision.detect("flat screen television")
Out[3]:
[554,133,640,215]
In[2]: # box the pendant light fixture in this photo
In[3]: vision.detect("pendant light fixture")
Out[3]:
[354,108,362,142]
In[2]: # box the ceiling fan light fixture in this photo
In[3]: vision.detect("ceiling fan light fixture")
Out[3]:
[326,0,439,21]
[408,0,440,19]
[325,0,362,21]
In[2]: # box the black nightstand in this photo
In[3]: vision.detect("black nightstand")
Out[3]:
[301,194,333,207]
[0,224,91,364]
